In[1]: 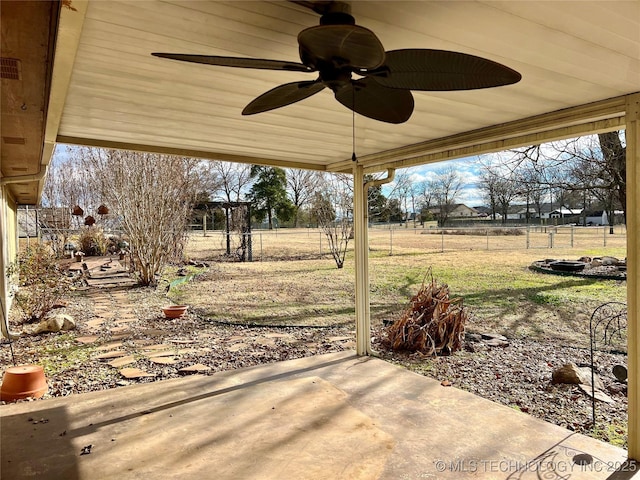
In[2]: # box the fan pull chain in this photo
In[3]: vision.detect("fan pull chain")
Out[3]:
[351,87,357,162]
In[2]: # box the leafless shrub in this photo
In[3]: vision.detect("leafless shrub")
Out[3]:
[82,148,202,286]
[310,173,353,269]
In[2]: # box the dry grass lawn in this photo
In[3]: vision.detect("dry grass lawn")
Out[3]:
[177,227,627,347]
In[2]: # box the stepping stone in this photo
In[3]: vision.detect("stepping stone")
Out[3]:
[140,329,168,337]
[95,351,128,360]
[178,364,211,374]
[145,350,177,358]
[110,334,130,341]
[114,318,137,324]
[176,348,197,355]
[263,333,292,339]
[107,355,136,368]
[226,336,245,342]
[227,343,248,352]
[76,336,99,344]
[328,336,352,342]
[149,357,177,365]
[109,327,131,334]
[141,344,172,351]
[119,368,155,379]
[255,338,276,347]
[86,319,106,329]
[96,341,123,351]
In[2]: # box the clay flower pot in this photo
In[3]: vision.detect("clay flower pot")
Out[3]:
[0,365,48,402]
[163,305,188,319]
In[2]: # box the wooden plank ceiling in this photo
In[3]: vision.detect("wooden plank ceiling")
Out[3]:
[2,1,640,204]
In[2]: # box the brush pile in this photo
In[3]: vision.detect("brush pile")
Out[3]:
[384,270,469,355]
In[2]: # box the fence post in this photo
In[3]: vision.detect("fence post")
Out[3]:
[549,231,554,248]
[570,225,574,247]
[486,228,489,250]
[441,228,444,253]
[526,226,530,249]
[603,225,607,247]
[203,215,207,237]
[389,227,393,256]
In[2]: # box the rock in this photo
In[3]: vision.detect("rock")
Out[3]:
[28,314,76,335]
[481,333,507,341]
[600,256,619,266]
[577,256,592,263]
[484,338,509,347]
[551,363,603,388]
[552,363,589,385]
[578,384,614,403]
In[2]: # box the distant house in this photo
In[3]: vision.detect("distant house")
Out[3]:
[428,204,479,218]
[548,207,582,219]
[583,210,624,226]
[584,211,608,225]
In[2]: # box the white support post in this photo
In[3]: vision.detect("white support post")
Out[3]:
[353,164,370,355]
[626,93,640,461]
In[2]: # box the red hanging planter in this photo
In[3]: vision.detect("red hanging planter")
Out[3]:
[72,205,84,216]
[84,215,96,226]
[97,204,109,215]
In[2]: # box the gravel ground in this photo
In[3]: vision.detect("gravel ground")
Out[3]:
[1,286,628,449]
[372,328,628,448]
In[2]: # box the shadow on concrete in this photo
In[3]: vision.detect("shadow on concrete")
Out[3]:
[1,405,79,479]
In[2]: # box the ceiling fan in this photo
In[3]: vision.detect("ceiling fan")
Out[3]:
[152,1,521,124]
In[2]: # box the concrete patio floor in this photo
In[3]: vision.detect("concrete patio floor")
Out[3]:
[1,351,637,480]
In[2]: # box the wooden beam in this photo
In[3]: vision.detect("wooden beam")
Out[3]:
[56,136,328,172]
[327,96,630,173]
[626,93,640,461]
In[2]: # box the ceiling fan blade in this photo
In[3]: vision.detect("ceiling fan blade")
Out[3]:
[364,49,521,91]
[242,80,326,115]
[151,53,313,72]
[334,78,414,124]
[298,25,385,70]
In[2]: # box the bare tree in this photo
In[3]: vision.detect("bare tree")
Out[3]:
[40,146,103,255]
[82,148,201,286]
[286,168,316,227]
[427,167,464,227]
[500,132,626,231]
[310,172,353,269]
[212,161,252,203]
[388,171,415,227]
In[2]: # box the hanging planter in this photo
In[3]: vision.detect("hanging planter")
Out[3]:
[97,204,109,215]
[72,205,84,216]
[84,215,96,226]
[0,365,48,402]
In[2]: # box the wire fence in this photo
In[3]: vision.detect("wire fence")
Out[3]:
[185,224,627,261]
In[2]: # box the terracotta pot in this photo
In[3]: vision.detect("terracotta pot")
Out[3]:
[0,365,48,402]
[163,305,188,319]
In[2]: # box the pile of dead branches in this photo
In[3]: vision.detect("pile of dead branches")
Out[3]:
[384,270,469,355]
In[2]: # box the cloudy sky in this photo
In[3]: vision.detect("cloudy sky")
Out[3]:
[383,156,486,208]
